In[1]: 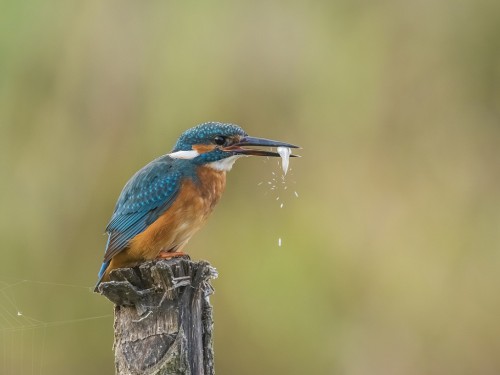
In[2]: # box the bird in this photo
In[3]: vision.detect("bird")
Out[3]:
[95,122,299,292]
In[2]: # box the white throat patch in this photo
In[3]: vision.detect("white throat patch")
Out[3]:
[207,155,244,171]
[168,150,200,159]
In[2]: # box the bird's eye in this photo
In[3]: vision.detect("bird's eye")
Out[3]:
[214,136,226,146]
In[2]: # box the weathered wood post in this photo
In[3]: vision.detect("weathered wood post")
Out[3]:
[98,257,217,375]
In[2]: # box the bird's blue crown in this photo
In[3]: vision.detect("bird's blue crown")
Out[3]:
[172,122,247,164]
[172,122,246,151]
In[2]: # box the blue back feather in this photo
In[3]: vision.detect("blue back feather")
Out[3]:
[101,155,195,263]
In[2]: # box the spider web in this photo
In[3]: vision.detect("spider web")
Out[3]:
[0,278,112,375]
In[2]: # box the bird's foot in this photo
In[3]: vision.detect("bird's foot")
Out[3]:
[156,251,187,259]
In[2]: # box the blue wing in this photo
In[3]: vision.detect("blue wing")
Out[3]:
[101,155,183,264]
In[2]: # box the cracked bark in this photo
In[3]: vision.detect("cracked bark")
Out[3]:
[98,258,217,375]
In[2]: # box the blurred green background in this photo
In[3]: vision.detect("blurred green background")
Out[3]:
[1,0,500,374]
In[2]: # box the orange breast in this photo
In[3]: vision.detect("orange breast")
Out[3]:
[107,166,226,273]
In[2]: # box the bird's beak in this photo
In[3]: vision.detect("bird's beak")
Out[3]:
[225,136,300,157]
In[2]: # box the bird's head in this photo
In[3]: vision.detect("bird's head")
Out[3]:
[170,122,299,171]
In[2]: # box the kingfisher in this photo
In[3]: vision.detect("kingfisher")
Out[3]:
[95,122,299,292]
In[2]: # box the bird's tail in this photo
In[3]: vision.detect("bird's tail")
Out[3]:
[93,261,110,293]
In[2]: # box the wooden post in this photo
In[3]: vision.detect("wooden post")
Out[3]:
[98,258,217,375]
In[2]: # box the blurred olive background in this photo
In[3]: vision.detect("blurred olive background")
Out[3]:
[1,0,500,374]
